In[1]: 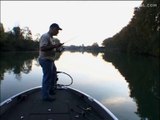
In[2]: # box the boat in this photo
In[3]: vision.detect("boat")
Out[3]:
[0,71,118,120]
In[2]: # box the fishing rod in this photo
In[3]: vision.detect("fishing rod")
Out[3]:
[55,39,71,47]
[63,39,74,44]
[56,36,77,52]
[62,36,77,45]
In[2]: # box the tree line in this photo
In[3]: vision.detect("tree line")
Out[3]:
[0,23,39,51]
[102,0,159,57]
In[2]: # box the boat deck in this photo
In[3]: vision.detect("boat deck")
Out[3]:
[1,88,107,120]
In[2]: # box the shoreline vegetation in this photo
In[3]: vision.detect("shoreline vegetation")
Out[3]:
[102,0,159,57]
[0,0,159,57]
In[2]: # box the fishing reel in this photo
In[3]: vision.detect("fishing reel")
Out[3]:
[56,46,65,52]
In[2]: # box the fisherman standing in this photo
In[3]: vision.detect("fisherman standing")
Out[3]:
[38,23,63,101]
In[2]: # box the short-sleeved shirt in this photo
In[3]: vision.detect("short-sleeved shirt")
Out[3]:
[39,33,56,60]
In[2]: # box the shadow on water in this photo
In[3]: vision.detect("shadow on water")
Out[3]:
[102,52,160,120]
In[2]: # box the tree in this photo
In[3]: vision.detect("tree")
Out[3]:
[92,42,99,48]
[102,0,159,57]
[13,26,23,40]
[0,23,5,41]
[21,27,33,40]
[0,23,39,51]
[34,33,41,41]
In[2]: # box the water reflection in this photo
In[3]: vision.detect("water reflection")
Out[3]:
[0,51,159,120]
[0,52,37,81]
[65,48,100,57]
[102,52,160,120]
[0,52,62,81]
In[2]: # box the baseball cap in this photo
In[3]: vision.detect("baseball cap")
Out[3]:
[50,23,62,30]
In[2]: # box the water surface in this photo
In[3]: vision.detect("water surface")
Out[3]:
[0,51,159,120]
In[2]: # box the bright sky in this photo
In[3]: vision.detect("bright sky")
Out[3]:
[1,1,142,46]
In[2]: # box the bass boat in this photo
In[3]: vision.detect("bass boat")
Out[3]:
[0,71,118,120]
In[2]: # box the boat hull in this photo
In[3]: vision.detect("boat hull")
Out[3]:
[0,86,118,120]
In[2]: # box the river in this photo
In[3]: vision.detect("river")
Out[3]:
[0,51,159,120]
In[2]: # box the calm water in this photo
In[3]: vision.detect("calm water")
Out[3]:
[0,51,159,120]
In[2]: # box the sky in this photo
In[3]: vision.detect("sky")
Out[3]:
[1,1,142,46]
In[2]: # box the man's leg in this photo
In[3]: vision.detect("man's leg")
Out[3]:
[39,59,53,99]
[49,62,57,94]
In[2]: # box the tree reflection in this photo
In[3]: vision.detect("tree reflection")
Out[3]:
[0,52,62,81]
[65,48,102,57]
[21,60,32,74]
[0,52,38,80]
[0,51,63,82]
[102,52,159,120]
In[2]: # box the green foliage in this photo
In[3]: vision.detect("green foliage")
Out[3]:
[0,23,39,51]
[0,23,5,39]
[103,0,159,57]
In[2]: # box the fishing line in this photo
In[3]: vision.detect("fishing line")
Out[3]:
[56,71,73,87]
[62,36,77,44]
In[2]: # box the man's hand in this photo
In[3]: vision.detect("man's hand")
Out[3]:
[54,43,64,48]
[40,43,64,51]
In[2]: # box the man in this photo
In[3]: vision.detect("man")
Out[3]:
[38,23,63,101]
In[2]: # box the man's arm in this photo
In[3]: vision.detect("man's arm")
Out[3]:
[40,43,63,51]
